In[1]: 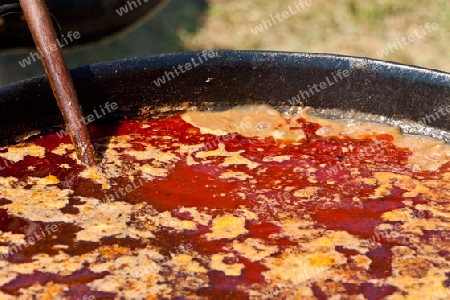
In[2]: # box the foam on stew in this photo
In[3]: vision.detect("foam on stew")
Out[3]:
[0,105,449,299]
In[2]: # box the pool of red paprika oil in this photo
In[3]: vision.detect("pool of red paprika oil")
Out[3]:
[0,110,447,299]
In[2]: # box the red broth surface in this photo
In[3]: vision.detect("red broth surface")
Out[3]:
[0,113,449,299]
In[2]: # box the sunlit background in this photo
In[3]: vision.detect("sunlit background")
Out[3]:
[1,0,449,87]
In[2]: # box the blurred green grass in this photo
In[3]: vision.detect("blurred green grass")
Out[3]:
[1,0,449,86]
[186,0,449,71]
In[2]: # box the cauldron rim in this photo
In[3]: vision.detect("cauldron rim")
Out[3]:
[0,50,449,145]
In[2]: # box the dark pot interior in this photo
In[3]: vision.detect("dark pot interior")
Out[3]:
[1,50,450,145]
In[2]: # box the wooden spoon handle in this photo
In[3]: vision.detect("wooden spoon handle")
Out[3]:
[19,0,97,166]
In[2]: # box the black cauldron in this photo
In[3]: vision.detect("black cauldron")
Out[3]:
[0,51,449,145]
[0,0,168,50]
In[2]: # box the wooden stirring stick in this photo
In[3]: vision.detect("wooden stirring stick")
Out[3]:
[19,0,97,166]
